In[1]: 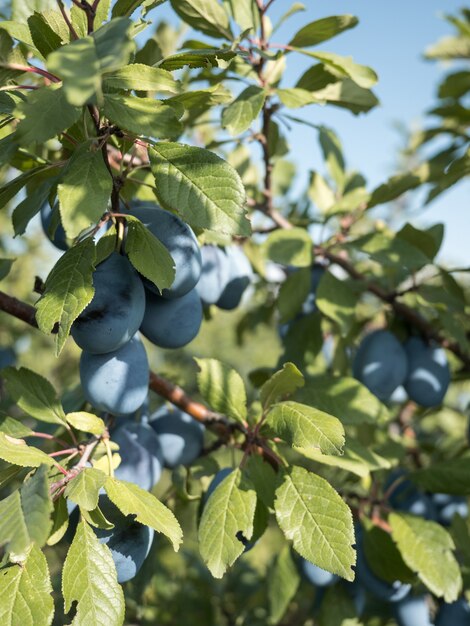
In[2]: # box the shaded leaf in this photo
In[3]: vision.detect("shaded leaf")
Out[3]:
[260,362,304,409]
[195,358,247,423]
[222,86,265,135]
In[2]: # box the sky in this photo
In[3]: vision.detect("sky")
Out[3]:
[153,0,470,265]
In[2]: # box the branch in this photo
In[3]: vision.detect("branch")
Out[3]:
[0,64,61,83]
[56,0,79,40]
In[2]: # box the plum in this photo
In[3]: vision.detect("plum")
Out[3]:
[149,405,204,468]
[112,422,164,491]
[436,598,470,626]
[353,330,408,400]
[385,470,437,520]
[299,559,338,587]
[40,202,68,251]
[216,246,253,311]
[71,253,146,354]
[94,495,154,583]
[196,245,231,305]
[128,203,202,299]
[404,337,450,407]
[140,287,202,349]
[394,595,433,626]
[0,347,16,369]
[80,335,149,416]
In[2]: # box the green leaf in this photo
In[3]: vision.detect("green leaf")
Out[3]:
[308,170,335,212]
[47,496,69,546]
[47,17,135,106]
[65,468,107,511]
[260,362,304,409]
[300,51,378,89]
[0,415,33,438]
[244,455,279,509]
[103,94,182,138]
[367,169,425,208]
[0,545,54,626]
[149,143,249,236]
[157,48,236,71]
[289,15,358,47]
[0,258,15,281]
[198,468,257,578]
[111,0,146,17]
[0,465,52,557]
[295,375,389,425]
[276,87,318,108]
[105,477,182,550]
[225,0,260,33]
[277,267,310,323]
[103,64,179,93]
[221,86,266,135]
[411,457,470,495]
[12,177,58,237]
[11,0,55,22]
[15,85,81,146]
[273,3,306,34]
[27,11,66,58]
[397,222,443,260]
[0,433,55,468]
[318,125,345,190]
[316,271,357,333]
[274,466,355,580]
[58,143,113,238]
[66,412,105,436]
[389,512,462,602]
[0,166,50,210]
[169,0,232,40]
[125,215,175,292]
[35,238,96,356]
[267,401,344,455]
[301,75,379,115]
[362,519,414,584]
[348,232,430,274]
[262,227,313,268]
[318,585,362,626]
[2,367,66,425]
[195,358,247,423]
[267,545,300,625]
[62,519,125,626]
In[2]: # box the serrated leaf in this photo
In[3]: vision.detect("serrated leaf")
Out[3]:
[244,455,279,509]
[158,48,236,71]
[104,64,178,93]
[221,86,265,135]
[274,465,355,580]
[262,227,313,268]
[2,367,66,425]
[150,143,249,236]
[58,144,113,238]
[47,496,69,546]
[125,215,175,292]
[62,519,125,626]
[268,545,300,624]
[35,238,96,356]
[316,271,357,334]
[0,545,54,626]
[105,477,182,550]
[0,465,53,556]
[198,468,256,578]
[0,433,55,468]
[260,362,304,409]
[103,94,182,138]
[169,0,232,40]
[15,84,81,145]
[47,17,135,106]
[0,415,33,438]
[289,15,358,47]
[389,512,462,602]
[66,412,105,435]
[27,11,67,58]
[267,401,344,455]
[411,457,470,495]
[65,468,107,511]
[195,358,247,423]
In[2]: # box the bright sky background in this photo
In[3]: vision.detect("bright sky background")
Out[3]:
[154,0,470,265]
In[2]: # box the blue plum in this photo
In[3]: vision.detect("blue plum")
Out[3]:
[80,335,149,416]
[436,598,470,626]
[149,405,204,468]
[299,558,338,587]
[94,495,154,583]
[0,347,15,369]
[404,337,450,407]
[112,422,164,490]
[302,264,325,316]
[394,595,433,626]
[71,253,146,354]
[140,287,202,349]
[352,330,408,400]
[385,471,437,520]
[433,493,468,526]
[196,245,231,305]
[128,203,202,299]
[40,202,68,251]
[216,246,253,311]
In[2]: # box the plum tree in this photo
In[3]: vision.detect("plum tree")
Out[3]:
[40,202,68,251]
[436,598,470,626]
[112,422,164,490]
[299,559,338,587]
[94,495,154,584]
[196,245,231,305]
[128,204,202,299]
[80,335,149,415]
[140,287,203,349]
[71,253,146,354]
[148,405,204,468]
[204,468,233,501]
[216,246,253,311]
[432,494,469,526]
[353,330,408,400]
[404,337,450,407]
[279,264,325,338]
[385,471,437,520]
[0,347,15,369]
[394,595,433,626]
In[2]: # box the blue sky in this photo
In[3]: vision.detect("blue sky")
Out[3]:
[154,0,469,265]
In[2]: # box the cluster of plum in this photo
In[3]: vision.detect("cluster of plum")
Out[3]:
[353,329,450,407]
